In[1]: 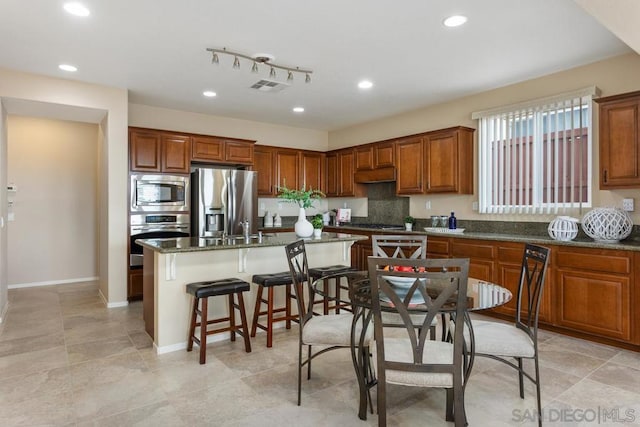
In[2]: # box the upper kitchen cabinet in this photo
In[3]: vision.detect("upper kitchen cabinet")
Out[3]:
[300,150,325,192]
[424,126,474,194]
[355,141,395,170]
[597,91,640,189]
[355,144,375,170]
[396,136,424,194]
[274,147,300,191]
[191,135,255,165]
[129,128,190,174]
[254,146,276,196]
[326,148,366,197]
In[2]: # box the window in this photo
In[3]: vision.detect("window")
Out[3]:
[472,86,598,214]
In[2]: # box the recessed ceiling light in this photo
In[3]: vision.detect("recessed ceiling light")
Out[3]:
[293,107,305,113]
[443,15,467,27]
[63,2,90,17]
[358,80,373,89]
[58,64,78,72]
[202,91,217,97]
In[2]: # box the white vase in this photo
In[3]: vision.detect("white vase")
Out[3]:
[313,228,322,238]
[295,207,314,238]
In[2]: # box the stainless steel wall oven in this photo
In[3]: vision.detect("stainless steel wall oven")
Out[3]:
[129,213,190,267]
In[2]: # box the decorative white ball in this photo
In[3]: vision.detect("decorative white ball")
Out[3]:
[581,207,633,243]
[548,216,579,241]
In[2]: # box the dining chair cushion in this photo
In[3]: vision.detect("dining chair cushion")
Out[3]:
[381,312,438,327]
[379,338,454,388]
[302,313,373,346]
[471,320,535,358]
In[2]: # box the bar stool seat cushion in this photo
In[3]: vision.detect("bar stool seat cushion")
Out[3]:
[251,272,293,287]
[186,278,250,298]
[309,265,355,279]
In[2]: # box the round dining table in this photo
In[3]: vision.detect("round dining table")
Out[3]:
[312,271,513,420]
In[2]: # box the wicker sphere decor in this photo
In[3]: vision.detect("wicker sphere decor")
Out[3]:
[581,207,633,243]
[547,216,579,241]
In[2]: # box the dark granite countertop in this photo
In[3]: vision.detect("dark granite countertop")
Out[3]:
[136,231,367,254]
[323,224,640,252]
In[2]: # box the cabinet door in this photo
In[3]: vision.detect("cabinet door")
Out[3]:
[225,140,254,164]
[338,150,356,196]
[326,153,338,196]
[191,135,224,162]
[450,239,495,282]
[493,243,553,323]
[424,128,473,194]
[554,247,633,342]
[374,141,395,168]
[254,146,275,196]
[161,134,190,174]
[396,136,424,194]
[275,148,300,191]
[599,95,640,188]
[355,145,374,171]
[130,130,162,172]
[128,269,143,300]
[301,151,324,192]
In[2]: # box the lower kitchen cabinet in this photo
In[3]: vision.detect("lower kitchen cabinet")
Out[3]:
[128,267,143,300]
[554,246,633,342]
[450,238,495,282]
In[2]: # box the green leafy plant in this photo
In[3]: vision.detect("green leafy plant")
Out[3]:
[404,215,415,224]
[311,214,324,229]
[277,184,325,209]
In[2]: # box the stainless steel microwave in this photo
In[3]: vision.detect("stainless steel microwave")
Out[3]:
[130,174,190,212]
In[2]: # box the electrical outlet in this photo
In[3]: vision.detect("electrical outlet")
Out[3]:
[472,201,479,211]
[622,198,634,212]
[425,200,431,210]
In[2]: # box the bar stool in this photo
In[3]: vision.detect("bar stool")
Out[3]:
[186,278,252,364]
[250,272,300,348]
[308,265,356,314]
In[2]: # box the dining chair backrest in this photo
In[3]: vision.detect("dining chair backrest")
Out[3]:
[371,235,427,260]
[367,256,472,426]
[284,240,315,327]
[516,244,550,337]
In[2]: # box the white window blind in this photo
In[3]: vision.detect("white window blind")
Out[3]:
[472,86,598,215]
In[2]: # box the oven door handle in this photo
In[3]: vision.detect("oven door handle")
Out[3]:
[131,225,190,233]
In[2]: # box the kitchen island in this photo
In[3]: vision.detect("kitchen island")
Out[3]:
[137,232,366,354]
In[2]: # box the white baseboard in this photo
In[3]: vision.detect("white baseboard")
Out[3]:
[8,276,99,289]
[154,332,233,355]
[98,288,128,308]
[0,300,8,324]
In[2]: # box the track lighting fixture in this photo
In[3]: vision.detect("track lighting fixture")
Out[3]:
[206,47,312,83]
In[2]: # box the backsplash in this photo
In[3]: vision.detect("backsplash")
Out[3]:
[355,182,408,225]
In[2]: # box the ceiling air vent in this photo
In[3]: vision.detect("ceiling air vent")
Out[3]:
[250,79,290,93]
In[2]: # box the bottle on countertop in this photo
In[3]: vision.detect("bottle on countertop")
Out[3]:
[448,212,457,230]
[264,210,273,227]
[273,213,282,227]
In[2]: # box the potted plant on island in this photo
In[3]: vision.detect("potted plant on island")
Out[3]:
[311,214,324,238]
[277,184,325,238]
[404,215,415,231]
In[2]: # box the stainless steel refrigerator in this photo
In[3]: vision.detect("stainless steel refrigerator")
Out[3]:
[191,167,258,238]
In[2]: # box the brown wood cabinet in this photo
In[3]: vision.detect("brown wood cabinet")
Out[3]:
[325,148,365,197]
[396,136,424,194]
[191,135,255,165]
[374,141,395,168]
[450,238,495,282]
[130,129,190,174]
[355,145,374,171]
[300,151,324,191]
[554,246,633,342]
[424,127,474,194]
[597,91,640,188]
[274,148,300,191]
[128,268,143,300]
[254,146,276,195]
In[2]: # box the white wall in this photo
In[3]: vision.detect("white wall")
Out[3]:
[7,116,98,286]
[0,102,8,322]
[329,53,640,224]
[129,103,328,150]
[0,68,128,305]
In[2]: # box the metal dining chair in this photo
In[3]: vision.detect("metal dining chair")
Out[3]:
[368,256,474,427]
[284,239,373,406]
[470,243,550,427]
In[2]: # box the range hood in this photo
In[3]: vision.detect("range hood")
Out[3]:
[354,166,396,183]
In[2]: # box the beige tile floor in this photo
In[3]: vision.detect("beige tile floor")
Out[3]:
[1,281,639,426]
